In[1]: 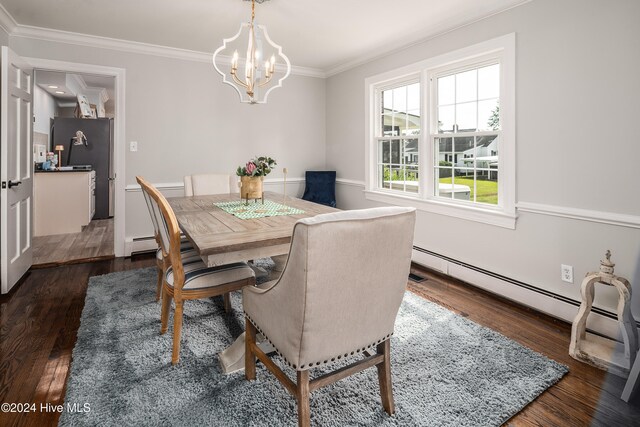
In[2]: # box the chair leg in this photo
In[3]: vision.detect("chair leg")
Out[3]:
[160,287,171,334]
[297,370,311,427]
[171,300,184,365]
[155,267,163,302]
[245,318,257,381]
[223,292,232,313]
[376,340,394,415]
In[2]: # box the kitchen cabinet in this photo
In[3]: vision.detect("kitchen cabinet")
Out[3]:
[34,171,95,236]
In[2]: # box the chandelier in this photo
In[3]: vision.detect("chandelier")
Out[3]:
[212,0,291,104]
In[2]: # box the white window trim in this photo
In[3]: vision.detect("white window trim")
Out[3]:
[364,33,516,229]
[373,75,421,194]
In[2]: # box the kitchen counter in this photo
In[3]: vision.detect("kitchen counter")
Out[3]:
[35,169,91,173]
[34,171,96,236]
[35,168,92,173]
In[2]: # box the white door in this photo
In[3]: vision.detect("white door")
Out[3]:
[1,46,33,294]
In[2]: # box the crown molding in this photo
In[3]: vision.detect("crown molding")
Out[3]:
[67,73,85,94]
[9,23,326,78]
[324,0,532,77]
[71,73,88,91]
[0,3,16,34]
[2,1,531,80]
[68,72,110,102]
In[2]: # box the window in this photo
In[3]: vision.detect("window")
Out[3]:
[432,62,500,205]
[365,34,516,228]
[377,81,420,194]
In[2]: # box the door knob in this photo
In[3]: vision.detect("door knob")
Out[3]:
[8,180,21,188]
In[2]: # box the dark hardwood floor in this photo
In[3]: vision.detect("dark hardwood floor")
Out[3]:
[0,256,154,427]
[0,257,638,426]
[408,267,640,427]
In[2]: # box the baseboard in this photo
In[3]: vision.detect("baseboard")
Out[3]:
[125,236,157,256]
[412,246,638,341]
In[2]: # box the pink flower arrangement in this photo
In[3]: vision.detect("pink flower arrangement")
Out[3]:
[236,156,277,177]
[245,161,257,175]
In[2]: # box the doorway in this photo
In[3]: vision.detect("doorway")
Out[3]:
[27,58,126,265]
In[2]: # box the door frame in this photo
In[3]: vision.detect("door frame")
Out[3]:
[25,57,126,257]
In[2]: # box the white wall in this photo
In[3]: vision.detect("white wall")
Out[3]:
[0,25,8,46]
[9,36,326,247]
[33,83,57,147]
[326,0,640,324]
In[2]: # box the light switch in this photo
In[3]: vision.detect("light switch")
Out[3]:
[130,141,138,152]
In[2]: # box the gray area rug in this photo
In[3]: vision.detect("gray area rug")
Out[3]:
[59,266,567,426]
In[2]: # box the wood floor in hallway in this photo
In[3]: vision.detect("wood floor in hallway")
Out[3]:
[32,219,114,267]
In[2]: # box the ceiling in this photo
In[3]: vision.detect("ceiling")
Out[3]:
[0,0,529,72]
[35,70,115,111]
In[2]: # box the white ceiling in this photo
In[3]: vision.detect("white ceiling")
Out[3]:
[0,0,529,72]
[36,71,113,98]
[35,70,115,111]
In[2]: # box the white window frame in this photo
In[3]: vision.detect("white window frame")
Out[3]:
[374,76,422,194]
[364,33,516,229]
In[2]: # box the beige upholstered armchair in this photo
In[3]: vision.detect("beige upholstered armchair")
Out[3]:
[184,173,238,196]
[243,206,416,427]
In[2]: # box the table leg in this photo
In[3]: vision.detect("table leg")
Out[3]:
[218,332,275,374]
[248,262,269,279]
[272,254,288,272]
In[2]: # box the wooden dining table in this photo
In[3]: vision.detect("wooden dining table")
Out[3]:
[167,191,338,373]
[167,191,338,268]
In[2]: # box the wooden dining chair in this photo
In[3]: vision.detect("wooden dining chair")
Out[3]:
[137,176,199,301]
[243,207,416,426]
[139,177,256,364]
[184,173,239,196]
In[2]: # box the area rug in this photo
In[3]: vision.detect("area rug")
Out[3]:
[59,267,567,426]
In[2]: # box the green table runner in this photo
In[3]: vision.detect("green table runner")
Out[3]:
[214,199,305,219]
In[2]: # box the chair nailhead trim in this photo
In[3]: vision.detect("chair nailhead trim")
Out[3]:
[243,311,394,371]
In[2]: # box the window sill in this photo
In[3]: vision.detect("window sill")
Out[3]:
[364,190,517,229]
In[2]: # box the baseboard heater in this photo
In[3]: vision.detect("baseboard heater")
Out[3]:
[130,236,157,257]
[408,273,427,283]
[412,245,640,329]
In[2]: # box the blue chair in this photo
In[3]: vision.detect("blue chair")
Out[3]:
[302,171,336,208]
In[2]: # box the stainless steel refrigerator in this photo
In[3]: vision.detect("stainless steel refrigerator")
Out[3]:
[52,117,114,219]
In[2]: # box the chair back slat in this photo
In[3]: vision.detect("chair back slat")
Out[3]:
[184,173,239,196]
[137,176,185,288]
[153,197,172,257]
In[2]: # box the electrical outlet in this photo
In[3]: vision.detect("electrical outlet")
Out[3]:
[561,264,573,283]
[130,141,138,152]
